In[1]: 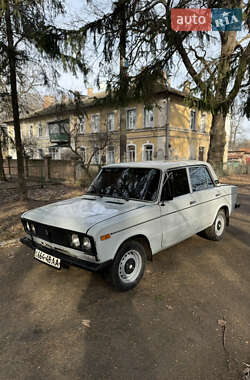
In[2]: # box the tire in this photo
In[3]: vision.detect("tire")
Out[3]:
[201,209,226,241]
[111,240,146,291]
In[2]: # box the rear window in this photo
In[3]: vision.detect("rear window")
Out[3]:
[189,166,214,192]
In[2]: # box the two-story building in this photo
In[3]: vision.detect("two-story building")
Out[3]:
[6,86,229,164]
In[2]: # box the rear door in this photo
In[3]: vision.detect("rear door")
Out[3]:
[160,167,196,249]
[188,165,216,231]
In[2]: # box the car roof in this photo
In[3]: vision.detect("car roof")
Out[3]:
[104,160,209,170]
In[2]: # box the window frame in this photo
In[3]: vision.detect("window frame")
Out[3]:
[126,144,136,162]
[106,145,115,164]
[144,106,154,129]
[126,109,137,130]
[190,109,197,131]
[188,165,215,193]
[38,124,43,138]
[107,112,115,132]
[200,112,206,132]
[91,114,100,133]
[78,116,85,134]
[142,143,154,161]
[79,146,86,162]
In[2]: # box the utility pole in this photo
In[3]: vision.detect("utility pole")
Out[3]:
[119,0,127,163]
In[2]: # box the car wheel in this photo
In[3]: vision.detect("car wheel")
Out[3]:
[111,240,146,291]
[202,209,226,241]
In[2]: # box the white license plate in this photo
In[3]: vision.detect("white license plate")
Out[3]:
[34,249,61,269]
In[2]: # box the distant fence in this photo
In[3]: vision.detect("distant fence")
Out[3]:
[3,157,100,185]
[213,162,250,177]
[3,158,250,184]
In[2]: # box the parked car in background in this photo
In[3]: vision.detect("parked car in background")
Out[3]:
[21,161,239,291]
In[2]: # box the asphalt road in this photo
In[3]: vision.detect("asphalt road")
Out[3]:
[1,185,250,380]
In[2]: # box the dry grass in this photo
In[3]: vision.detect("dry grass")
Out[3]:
[0,181,83,242]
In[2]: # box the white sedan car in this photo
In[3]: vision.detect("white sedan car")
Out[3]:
[21,161,239,291]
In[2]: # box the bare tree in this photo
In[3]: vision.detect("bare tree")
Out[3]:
[65,111,114,182]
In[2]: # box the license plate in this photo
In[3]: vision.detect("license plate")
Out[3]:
[34,249,61,269]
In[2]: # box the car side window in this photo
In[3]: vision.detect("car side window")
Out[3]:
[162,168,190,199]
[189,166,214,192]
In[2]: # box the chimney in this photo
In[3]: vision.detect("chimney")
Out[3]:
[44,96,55,108]
[183,81,191,94]
[87,88,93,97]
[62,94,68,103]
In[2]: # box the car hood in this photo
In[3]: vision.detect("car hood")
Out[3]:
[22,195,146,234]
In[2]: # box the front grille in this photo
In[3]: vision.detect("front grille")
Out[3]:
[21,219,96,257]
[22,220,72,247]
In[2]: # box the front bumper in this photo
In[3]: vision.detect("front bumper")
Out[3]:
[20,236,112,272]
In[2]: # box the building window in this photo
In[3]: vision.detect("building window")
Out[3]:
[91,114,100,132]
[126,109,136,129]
[38,149,43,158]
[79,146,86,161]
[190,110,197,131]
[30,125,33,137]
[200,112,206,132]
[38,124,43,137]
[92,147,100,164]
[144,107,154,128]
[107,112,115,131]
[78,116,85,134]
[127,145,136,162]
[143,144,153,161]
[107,146,115,163]
[199,146,205,161]
[49,146,60,159]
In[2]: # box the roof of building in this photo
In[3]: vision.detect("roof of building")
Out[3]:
[4,85,188,125]
[229,148,250,154]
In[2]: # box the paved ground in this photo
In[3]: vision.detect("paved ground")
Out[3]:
[1,183,250,380]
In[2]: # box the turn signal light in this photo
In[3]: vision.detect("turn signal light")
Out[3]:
[100,234,111,241]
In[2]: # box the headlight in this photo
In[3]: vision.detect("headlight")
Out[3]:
[82,236,92,251]
[31,223,36,234]
[71,233,80,248]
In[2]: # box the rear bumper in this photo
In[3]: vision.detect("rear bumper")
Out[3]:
[20,236,112,272]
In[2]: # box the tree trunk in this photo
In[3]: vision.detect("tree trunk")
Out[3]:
[207,111,226,172]
[4,1,27,200]
[0,138,7,181]
[119,1,127,163]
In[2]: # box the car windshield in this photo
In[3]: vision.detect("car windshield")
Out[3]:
[87,167,161,201]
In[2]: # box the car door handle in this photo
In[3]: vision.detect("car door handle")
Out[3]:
[190,200,197,205]
[216,193,221,197]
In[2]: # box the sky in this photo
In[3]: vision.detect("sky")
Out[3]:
[56,0,250,139]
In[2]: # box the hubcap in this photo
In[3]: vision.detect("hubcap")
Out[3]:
[118,250,142,284]
[215,214,225,236]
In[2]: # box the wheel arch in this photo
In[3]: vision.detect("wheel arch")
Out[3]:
[116,234,153,261]
[219,205,229,226]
